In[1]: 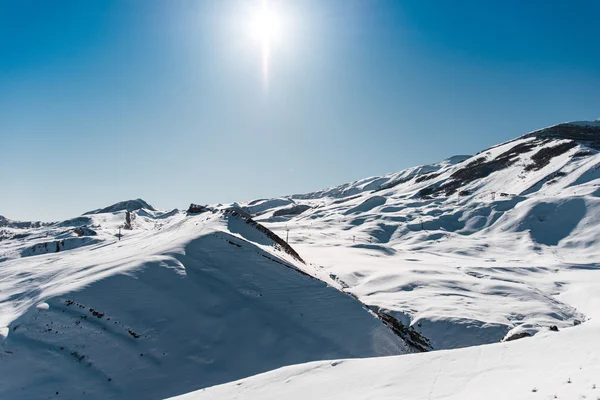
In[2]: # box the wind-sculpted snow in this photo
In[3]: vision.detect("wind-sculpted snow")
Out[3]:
[240,198,294,216]
[344,196,386,215]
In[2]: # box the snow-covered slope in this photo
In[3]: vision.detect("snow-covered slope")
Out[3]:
[0,204,409,399]
[232,121,600,349]
[2,120,600,400]
[175,120,600,399]
[173,272,600,400]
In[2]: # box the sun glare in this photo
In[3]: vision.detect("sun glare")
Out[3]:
[248,0,284,90]
[251,3,282,44]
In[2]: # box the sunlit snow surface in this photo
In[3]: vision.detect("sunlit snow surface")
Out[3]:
[173,122,600,399]
[244,127,600,349]
[2,121,600,399]
[0,208,409,399]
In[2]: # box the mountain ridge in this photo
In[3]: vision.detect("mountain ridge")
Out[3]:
[2,119,600,399]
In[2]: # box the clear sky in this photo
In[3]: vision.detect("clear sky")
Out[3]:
[2,0,599,221]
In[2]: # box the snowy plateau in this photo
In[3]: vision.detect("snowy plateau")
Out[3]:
[1,120,600,399]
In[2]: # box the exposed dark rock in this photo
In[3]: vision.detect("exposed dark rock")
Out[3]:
[56,216,93,228]
[523,142,577,171]
[414,172,441,184]
[331,195,362,204]
[374,177,412,193]
[187,204,209,214]
[73,226,97,237]
[11,233,30,240]
[504,331,532,342]
[273,205,311,217]
[21,237,100,257]
[369,307,432,352]
[523,122,600,150]
[127,329,140,339]
[415,123,599,198]
[419,141,530,197]
[544,171,568,185]
[224,207,254,220]
[89,309,104,318]
[222,208,305,264]
[70,351,86,362]
[124,211,133,230]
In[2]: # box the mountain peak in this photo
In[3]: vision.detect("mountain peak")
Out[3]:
[83,199,155,215]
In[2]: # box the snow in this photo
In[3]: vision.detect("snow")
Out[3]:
[173,314,600,400]
[0,205,408,399]
[2,121,600,399]
[243,126,600,350]
[176,121,600,399]
[83,198,155,215]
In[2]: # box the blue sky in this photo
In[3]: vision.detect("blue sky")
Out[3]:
[2,0,599,221]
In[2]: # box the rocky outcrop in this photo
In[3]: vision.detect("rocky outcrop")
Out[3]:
[273,205,311,217]
[73,226,97,237]
[223,208,305,264]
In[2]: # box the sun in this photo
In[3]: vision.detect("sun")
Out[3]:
[250,2,282,44]
[248,0,283,89]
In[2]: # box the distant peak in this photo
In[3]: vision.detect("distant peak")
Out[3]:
[0,215,47,229]
[83,199,155,215]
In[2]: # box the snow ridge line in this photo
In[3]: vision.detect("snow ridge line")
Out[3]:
[187,204,305,264]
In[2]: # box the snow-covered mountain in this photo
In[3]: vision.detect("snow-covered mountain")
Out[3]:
[0,204,408,399]
[232,120,600,349]
[1,120,600,399]
[83,198,156,215]
[0,215,50,230]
